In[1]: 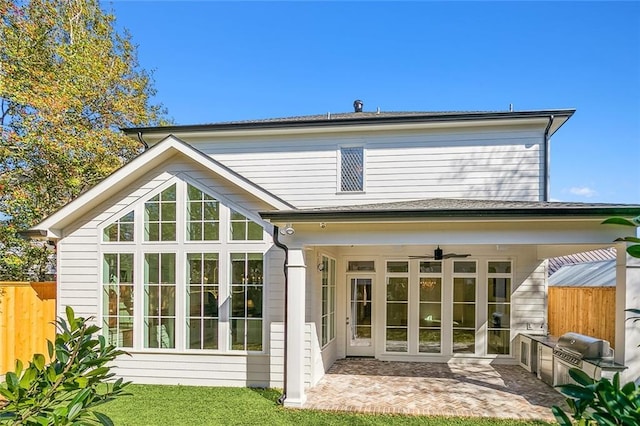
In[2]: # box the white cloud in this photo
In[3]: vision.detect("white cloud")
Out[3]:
[569,186,597,197]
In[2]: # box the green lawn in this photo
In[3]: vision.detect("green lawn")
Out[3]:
[99,384,554,426]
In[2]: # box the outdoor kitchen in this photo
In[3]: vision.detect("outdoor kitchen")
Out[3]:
[518,332,627,389]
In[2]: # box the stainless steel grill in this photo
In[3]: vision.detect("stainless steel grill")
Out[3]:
[553,332,611,368]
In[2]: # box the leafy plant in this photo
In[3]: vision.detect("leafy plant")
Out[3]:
[602,216,640,259]
[0,306,130,425]
[552,369,640,426]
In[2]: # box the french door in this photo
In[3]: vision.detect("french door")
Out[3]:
[346,275,374,356]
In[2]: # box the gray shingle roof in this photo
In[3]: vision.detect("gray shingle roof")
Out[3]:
[260,198,640,221]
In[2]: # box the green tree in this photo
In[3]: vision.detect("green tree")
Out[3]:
[0,0,167,280]
[0,306,130,425]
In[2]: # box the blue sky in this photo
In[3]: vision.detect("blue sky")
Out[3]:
[106,1,640,204]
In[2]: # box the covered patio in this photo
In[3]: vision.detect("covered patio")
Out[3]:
[303,358,566,422]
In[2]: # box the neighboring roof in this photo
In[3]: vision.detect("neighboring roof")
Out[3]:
[32,135,295,239]
[260,198,640,222]
[549,260,616,287]
[548,248,617,275]
[123,109,575,138]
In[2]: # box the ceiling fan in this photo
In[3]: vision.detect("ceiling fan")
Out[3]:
[409,246,471,260]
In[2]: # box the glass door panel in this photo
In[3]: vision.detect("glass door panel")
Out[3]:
[347,276,373,356]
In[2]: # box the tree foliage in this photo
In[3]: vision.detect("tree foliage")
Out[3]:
[0,0,167,280]
[0,306,130,425]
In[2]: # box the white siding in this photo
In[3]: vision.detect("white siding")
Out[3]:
[184,126,545,207]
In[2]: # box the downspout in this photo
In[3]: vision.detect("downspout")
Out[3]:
[272,226,289,405]
[137,131,149,150]
[543,115,554,202]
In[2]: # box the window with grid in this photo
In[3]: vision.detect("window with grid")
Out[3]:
[452,261,477,354]
[418,261,442,354]
[187,184,219,241]
[230,210,263,240]
[102,253,134,347]
[187,253,219,350]
[144,253,176,348]
[321,256,337,347]
[340,146,364,192]
[230,253,263,351]
[487,261,512,355]
[385,261,409,353]
[103,211,134,242]
[144,184,176,241]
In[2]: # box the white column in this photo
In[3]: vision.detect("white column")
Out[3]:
[616,245,640,383]
[284,247,307,407]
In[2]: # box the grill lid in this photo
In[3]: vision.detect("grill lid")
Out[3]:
[556,332,610,359]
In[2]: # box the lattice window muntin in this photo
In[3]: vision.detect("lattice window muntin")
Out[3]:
[340,147,364,192]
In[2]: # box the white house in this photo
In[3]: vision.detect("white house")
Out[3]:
[31,104,640,407]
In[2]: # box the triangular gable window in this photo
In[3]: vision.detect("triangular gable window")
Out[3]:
[103,211,134,242]
[145,184,177,241]
[187,184,220,241]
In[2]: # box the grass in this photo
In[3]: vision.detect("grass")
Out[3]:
[99,384,554,426]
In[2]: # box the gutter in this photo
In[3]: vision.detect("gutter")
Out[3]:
[543,115,554,202]
[271,226,289,405]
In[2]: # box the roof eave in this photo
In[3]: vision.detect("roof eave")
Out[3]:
[122,109,576,137]
[259,207,640,223]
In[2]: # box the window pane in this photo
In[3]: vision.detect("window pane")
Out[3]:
[246,319,262,351]
[347,261,375,272]
[203,222,219,240]
[188,318,202,349]
[489,304,511,329]
[453,304,475,328]
[419,261,442,273]
[203,319,218,350]
[145,254,159,284]
[386,329,407,352]
[488,261,511,274]
[188,202,202,221]
[162,184,176,201]
[488,330,510,355]
[387,261,408,273]
[161,223,176,241]
[419,303,441,327]
[419,278,441,301]
[419,329,441,353]
[203,202,218,220]
[231,222,246,240]
[189,286,202,317]
[247,222,263,240]
[453,330,475,353]
[453,278,476,302]
[161,203,176,221]
[120,223,134,241]
[161,253,176,283]
[454,261,476,273]
[386,303,407,326]
[187,184,201,200]
[231,319,245,350]
[145,203,159,221]
[387,277,408,301]
[231,286,246,317]
[488,278,511,302]
[104,224,117,242]
[247,286,262,318]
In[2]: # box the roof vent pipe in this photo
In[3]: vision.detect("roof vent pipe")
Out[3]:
[353,99,363,113]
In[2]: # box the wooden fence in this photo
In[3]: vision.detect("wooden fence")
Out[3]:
[0,281,57,374]
[548,286,616,348]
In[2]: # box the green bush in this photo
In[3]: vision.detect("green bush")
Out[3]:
[0,306,129,425]
[552,369,640,425]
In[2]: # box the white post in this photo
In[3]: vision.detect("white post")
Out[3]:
[284,247,307,407]
[616,245,640,384]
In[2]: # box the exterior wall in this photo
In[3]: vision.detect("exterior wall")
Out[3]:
[57,158,287,388]
[180,125,545,207]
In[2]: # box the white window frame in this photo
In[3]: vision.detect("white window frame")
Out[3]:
[320,254,337,348]
[98,176,270,354]
[486,260,513,356]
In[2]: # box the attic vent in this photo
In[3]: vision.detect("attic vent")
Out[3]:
[353,99,363,113]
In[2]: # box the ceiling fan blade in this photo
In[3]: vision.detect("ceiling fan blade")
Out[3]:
[442,253,471,259]
[408,255,435,259]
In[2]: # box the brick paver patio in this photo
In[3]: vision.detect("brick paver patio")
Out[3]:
[303,359,566,422]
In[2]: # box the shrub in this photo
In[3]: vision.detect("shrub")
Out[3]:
[0,306,129,425]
